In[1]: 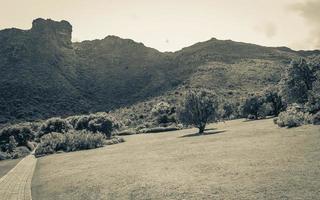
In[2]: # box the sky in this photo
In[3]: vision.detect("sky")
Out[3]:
[1,0,319,52]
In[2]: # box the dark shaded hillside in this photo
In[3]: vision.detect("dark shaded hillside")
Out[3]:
[0,18,318,124]
[0,19,90,123]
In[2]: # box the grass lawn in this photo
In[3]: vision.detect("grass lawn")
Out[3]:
[0,158,21,178]
[32,119,320,200]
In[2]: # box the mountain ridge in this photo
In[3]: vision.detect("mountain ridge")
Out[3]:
[0,18,319,124]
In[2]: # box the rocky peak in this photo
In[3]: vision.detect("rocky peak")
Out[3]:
[31,18,72,47]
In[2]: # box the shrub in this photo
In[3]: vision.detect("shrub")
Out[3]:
[275,106,313,128]
[35,130,105,156]
[39,117,72,137]
[0,151,10,160]
[257,102,273,119]
[262,89,285,116]
[312,111,320,125]
[72,113,122,139]
[117,129,136,136]
[241,93,263,119]
[221,101,239,119]
[7,136,17,153]
[0,124,35,146]
[177,89,220,134]
[152,102,176,126]
[12,146,30,159]
[104,137,125,145]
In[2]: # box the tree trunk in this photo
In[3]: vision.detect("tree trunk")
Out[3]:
[198,124,205,135]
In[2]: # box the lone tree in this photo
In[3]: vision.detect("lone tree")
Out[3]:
[178,89,220,134]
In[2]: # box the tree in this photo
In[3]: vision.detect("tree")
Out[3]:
[177,89,220,134]
[241,93,262,119]
[7,136,17,153]
[279,59,314,104]
[262,88,285,116]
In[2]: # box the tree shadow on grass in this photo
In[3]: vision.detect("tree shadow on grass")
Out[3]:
[179,130,226,138]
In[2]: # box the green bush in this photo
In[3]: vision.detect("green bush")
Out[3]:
[104,137,125,145]
[275,106,313,128]
[241,93,263,119]
[0,151,10,160]
[312,111,320,125]
[35,130,105,156]
[39,117,72,137]
[151,102,177,125]
[72,113,122,138]
[0,124,35,146]
[12,146,30,159]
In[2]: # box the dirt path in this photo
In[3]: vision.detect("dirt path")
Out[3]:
[0,155,37,200]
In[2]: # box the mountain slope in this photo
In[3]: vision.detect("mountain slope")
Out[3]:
[0,18,318,123]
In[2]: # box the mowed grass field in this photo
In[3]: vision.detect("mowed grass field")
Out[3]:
[31,119,320,200]
[0,158,21,178]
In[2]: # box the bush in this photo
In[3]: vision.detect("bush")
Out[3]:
[12,146,30,159]
[257,103,273,118]
[312,111,320,125]
[0,124,35,146]
[35,130,105,156]
[275,106,313,128]
[39,117,72,137]
[104,137,125,145]
[151,102,177,126]
[117,129,136,136]
[241,93,263,119]
[0,151,10,160]
[72,113,122,139]
[7,136,17,153]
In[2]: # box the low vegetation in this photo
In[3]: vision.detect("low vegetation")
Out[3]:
[0,113,124,159]
[35,131,105,157]
[274,105,313,128]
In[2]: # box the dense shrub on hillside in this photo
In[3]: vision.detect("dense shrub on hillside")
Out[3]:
[69,113,122,139]
[274,106,313,128]
[39,117,72,137]
[0,151,10,160]
[178,89,220,134]
[151,101,177,125]
[0,124,35,147]
[35,130,105,156]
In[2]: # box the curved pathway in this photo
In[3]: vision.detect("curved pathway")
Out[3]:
[0,155,37,200]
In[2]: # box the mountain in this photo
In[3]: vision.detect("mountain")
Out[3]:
[0,18,318,124]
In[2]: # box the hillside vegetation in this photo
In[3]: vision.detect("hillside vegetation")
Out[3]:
[1,18,319,124]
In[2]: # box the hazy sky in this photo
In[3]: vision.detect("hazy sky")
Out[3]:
[1,0,319,52]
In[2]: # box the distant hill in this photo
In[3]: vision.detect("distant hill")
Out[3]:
[0,18,319,123]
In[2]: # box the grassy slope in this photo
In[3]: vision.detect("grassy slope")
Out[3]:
[32,119,320,200]
[0,159,21,178]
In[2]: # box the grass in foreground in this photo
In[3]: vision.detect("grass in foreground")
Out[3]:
[32,119,320,200]
[0,158,21,178]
